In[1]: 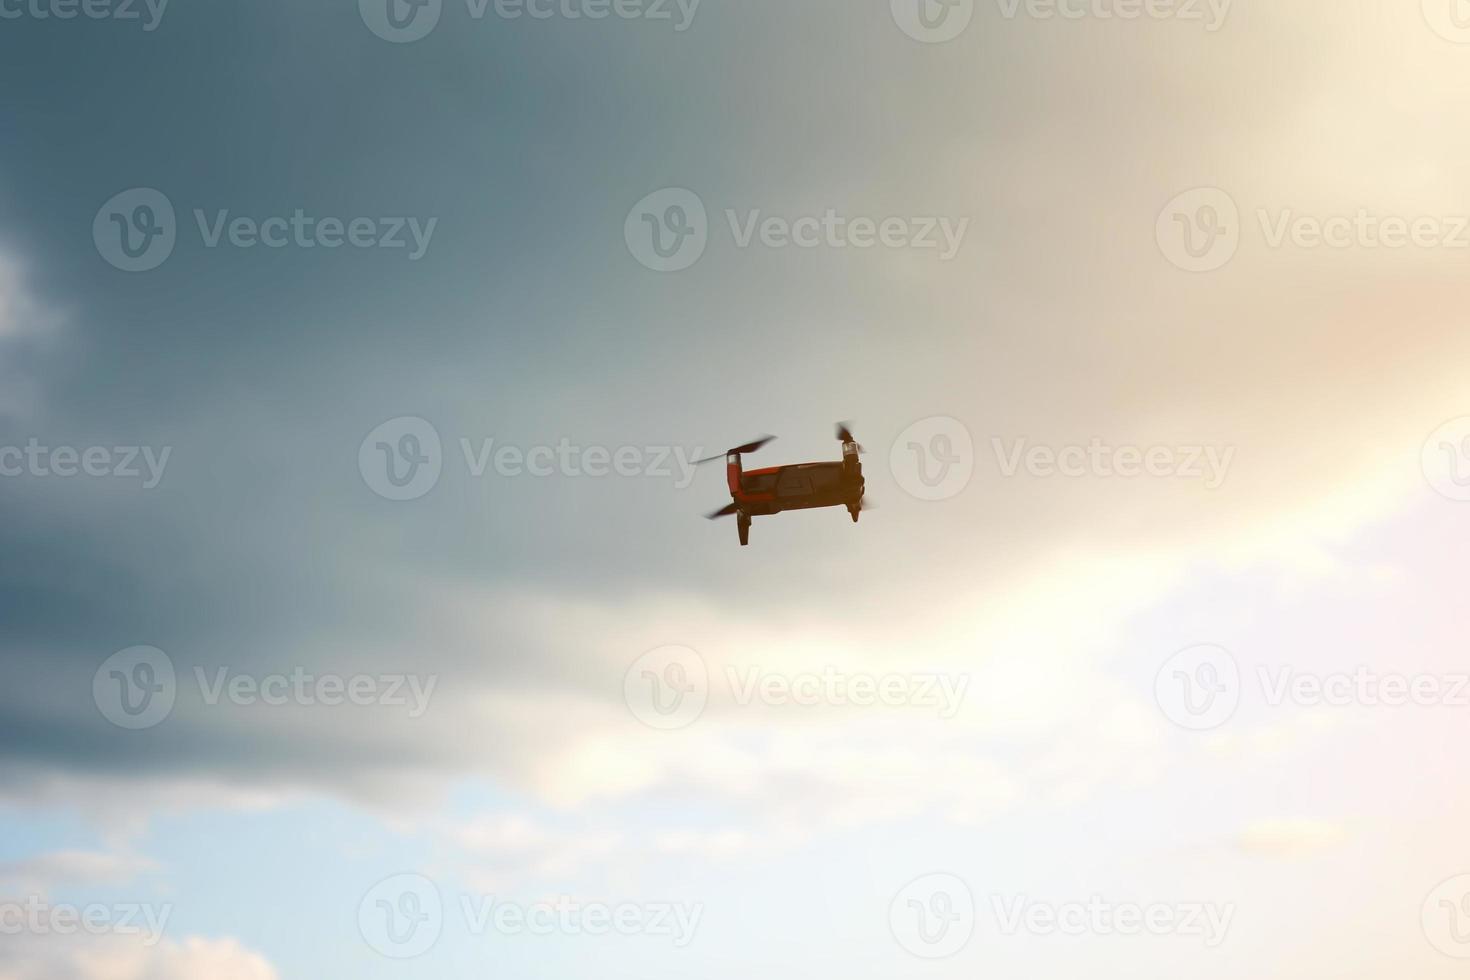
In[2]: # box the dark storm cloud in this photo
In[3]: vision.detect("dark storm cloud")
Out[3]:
[5,0,1470,810]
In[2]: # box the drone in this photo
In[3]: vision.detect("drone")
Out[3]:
[701,423,868,546]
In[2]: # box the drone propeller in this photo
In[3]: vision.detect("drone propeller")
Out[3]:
[706,503,739,520]
[694,435,777,465]
[836,421,864,453]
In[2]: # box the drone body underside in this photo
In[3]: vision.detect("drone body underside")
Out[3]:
[704,426,868,546]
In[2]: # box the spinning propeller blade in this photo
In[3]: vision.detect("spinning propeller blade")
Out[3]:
[706,503,739,520]
[836,422,864,453]
[694,435,777,465]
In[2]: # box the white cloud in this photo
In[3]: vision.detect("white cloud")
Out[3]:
[0,253,31,339]
[448,812,624,891]
[0,249,59,418]
[0,249,61,343]
[0,935,277,980]
[0,850,157,892]
[1235,818,1351,859]
[1203,710,1351,762]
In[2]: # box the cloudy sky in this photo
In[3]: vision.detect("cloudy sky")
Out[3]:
[4,0,1470,976]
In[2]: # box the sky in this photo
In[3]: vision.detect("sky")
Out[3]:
[4,0,1470,976]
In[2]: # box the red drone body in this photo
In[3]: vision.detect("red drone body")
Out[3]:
[703,424,868,547]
